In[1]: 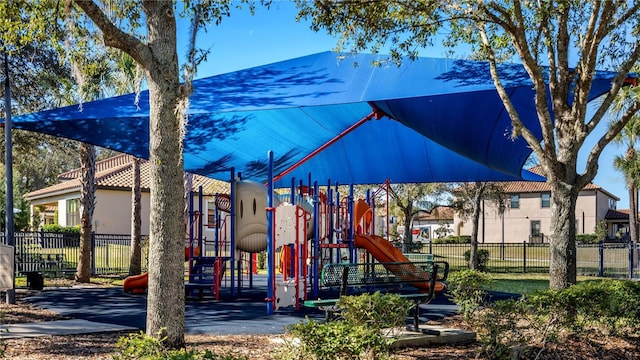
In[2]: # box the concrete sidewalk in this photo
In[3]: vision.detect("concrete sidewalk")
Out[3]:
[0,319,136,339]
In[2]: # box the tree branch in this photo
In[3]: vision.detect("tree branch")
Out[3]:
[73,0,152,69]
[584,99,640,184]
[605,2,640,32]
[477,22,549,167]
[585,43,640,133]
[480,4,557,165]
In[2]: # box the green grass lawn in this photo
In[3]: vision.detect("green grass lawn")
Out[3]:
[488,273,611,295]
[489,273,550,294]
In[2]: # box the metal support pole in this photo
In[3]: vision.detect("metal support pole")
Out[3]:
[266,151,275,315]
[4,49,15,303]
[230,168,236,297]
[522,241,527,273]
[500,213,505,260]
[312,181,319,298]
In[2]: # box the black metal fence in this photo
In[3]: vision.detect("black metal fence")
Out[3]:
[3,231,640,280]
[1,231,148,277]
[418,241,640,279]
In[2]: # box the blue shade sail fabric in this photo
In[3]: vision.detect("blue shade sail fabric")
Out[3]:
[6,51,618,187]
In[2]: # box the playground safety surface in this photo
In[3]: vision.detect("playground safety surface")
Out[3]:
[6,275,475,340]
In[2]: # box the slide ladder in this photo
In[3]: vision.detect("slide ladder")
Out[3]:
[185,256,228,299]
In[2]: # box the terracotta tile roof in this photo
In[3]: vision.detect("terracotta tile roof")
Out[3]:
[498,165,617,199]
[58,153,134,180]
[26,154,229,200]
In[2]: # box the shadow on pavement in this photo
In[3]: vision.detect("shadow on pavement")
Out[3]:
[23,277,517,335]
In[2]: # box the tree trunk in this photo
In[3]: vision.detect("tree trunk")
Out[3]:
[402,217,412,253]
[76,143,95,283]
[402,203,414,253]
[143,2,185,348]
[549,181,578,290]
[632,185,640,272]
[469,182,484,270]
[128,157,142,276]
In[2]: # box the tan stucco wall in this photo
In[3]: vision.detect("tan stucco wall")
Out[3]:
[92,189,151,235]
[30,189,214,238]
[93,190,215,237]
[454,190,616,243]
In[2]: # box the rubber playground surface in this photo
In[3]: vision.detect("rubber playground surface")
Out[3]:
[23,275,462,335]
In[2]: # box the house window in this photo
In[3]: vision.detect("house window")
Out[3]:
[510,194,520,209]
[66,199,80,226]
[206,202,216,228]
[609,198,616,210]
[541,193,551,208]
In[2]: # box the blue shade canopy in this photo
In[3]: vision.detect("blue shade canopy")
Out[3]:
[6,52,618,187]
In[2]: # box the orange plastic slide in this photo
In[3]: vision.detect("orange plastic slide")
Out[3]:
[123,272,148,294]
[354,234,446,293]
[123,247,200,294]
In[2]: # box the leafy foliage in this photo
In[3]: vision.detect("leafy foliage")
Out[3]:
[337,291,412,330]
[446,269,493,323]
[575,233,600,244]
[455,279,640,359]
[451,182,507,270]
[527,279,640,335]
[464,249,490,271]
[257,251,266,270]
[281,292,411,359]
[296,0,640,291]
[432,235,471,244]
[283,319,390,360]
[113,331,248,360]
[387,183,450,252]
[40,224,80,233]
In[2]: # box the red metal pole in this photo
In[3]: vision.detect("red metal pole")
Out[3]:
[273,104,387,183]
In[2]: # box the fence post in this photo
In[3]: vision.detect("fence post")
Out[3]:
[90,232,96,276]
[429,241,433,254]
[629,241,634,279]
[523,241,527,273]
[598,241,604,277]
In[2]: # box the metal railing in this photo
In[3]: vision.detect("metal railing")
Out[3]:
[3,231,640,280]
[418,241,640,279]
[1,231,148,276]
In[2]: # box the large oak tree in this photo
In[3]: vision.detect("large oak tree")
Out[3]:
[1,0,263,348]
[298,1,640,289]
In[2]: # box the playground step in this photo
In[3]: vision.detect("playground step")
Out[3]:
[390,325,476,348]
[191,256,220,265]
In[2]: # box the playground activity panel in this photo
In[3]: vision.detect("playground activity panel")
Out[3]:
[123,175,449,321]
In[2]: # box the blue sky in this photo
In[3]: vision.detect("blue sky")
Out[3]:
[180,1,629,210]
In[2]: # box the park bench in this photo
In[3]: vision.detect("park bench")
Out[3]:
[17,253,76,285]
[16,252,44,275]
[40,253,75,279]
[304,258,449,335]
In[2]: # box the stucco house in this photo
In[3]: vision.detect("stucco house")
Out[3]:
[454,167,621,243]
[24,154,229,237]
